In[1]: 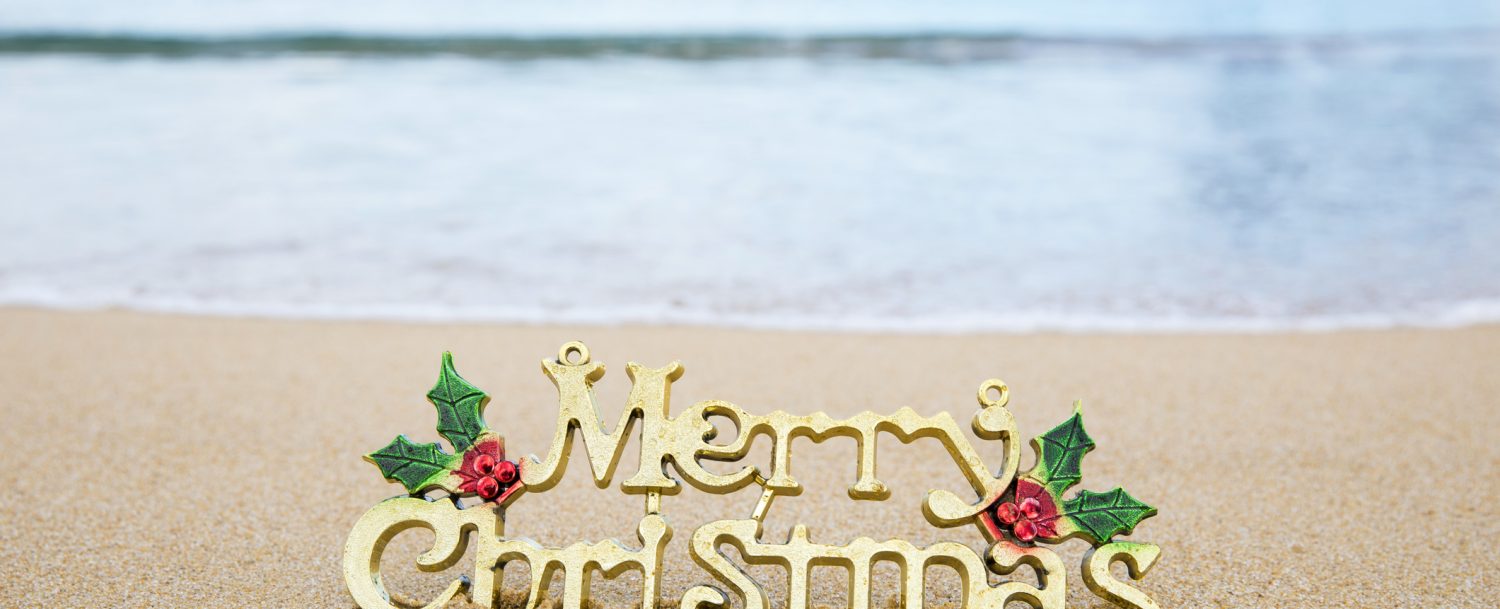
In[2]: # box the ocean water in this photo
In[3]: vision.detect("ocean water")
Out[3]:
[2,2,1499,332]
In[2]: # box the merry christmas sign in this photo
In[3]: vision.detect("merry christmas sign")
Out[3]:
[344,342,1161,609]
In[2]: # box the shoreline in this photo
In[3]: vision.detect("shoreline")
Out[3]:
[1,307,1495,607]
[2,303,1498,335]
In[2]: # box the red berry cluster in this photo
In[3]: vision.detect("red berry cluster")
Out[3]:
[456,438,520,502]
[994,496,1044,542]
[990,479,1060,543]
[470,453,519,500]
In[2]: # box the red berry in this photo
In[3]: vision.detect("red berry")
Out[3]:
[474,454,496,476]
[1019,497,1041,520]
[493,460,518,484]
[1013,519,1037,542]
[995,502,1021,525]
[476,476,500,499]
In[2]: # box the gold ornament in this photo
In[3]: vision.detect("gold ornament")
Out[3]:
[345,342,1160,609]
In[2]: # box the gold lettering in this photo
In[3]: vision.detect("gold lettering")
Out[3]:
[523,342,1024,532]
[345,345,1160,609]
[473,514,672,609]
[520,341,685,495]
[684,519,1064,609]
[342,497,500,609]
[1083,542,1162,609]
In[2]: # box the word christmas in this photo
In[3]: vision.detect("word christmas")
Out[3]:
[344,343,1161,609]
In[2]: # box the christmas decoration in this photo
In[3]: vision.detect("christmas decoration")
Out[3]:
[344,342,1162,609]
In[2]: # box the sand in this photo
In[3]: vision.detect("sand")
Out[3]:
[0,308,1495,608]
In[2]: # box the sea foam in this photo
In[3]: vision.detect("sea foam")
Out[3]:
[1,5,1497,333]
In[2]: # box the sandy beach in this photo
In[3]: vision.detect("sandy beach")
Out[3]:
[0,308,1495,608]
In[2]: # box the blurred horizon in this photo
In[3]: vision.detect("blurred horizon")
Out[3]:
[2,1,1498,332]
[3,0,1498,37]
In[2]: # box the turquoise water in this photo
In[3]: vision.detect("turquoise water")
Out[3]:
[2,3,1498,331]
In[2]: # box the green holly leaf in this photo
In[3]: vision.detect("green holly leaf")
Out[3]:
[365,435,459,494]
[1061,487,1157,543]
[427,352,490,452]
[1014,403,1158,546]
[1025,401,1095,496]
